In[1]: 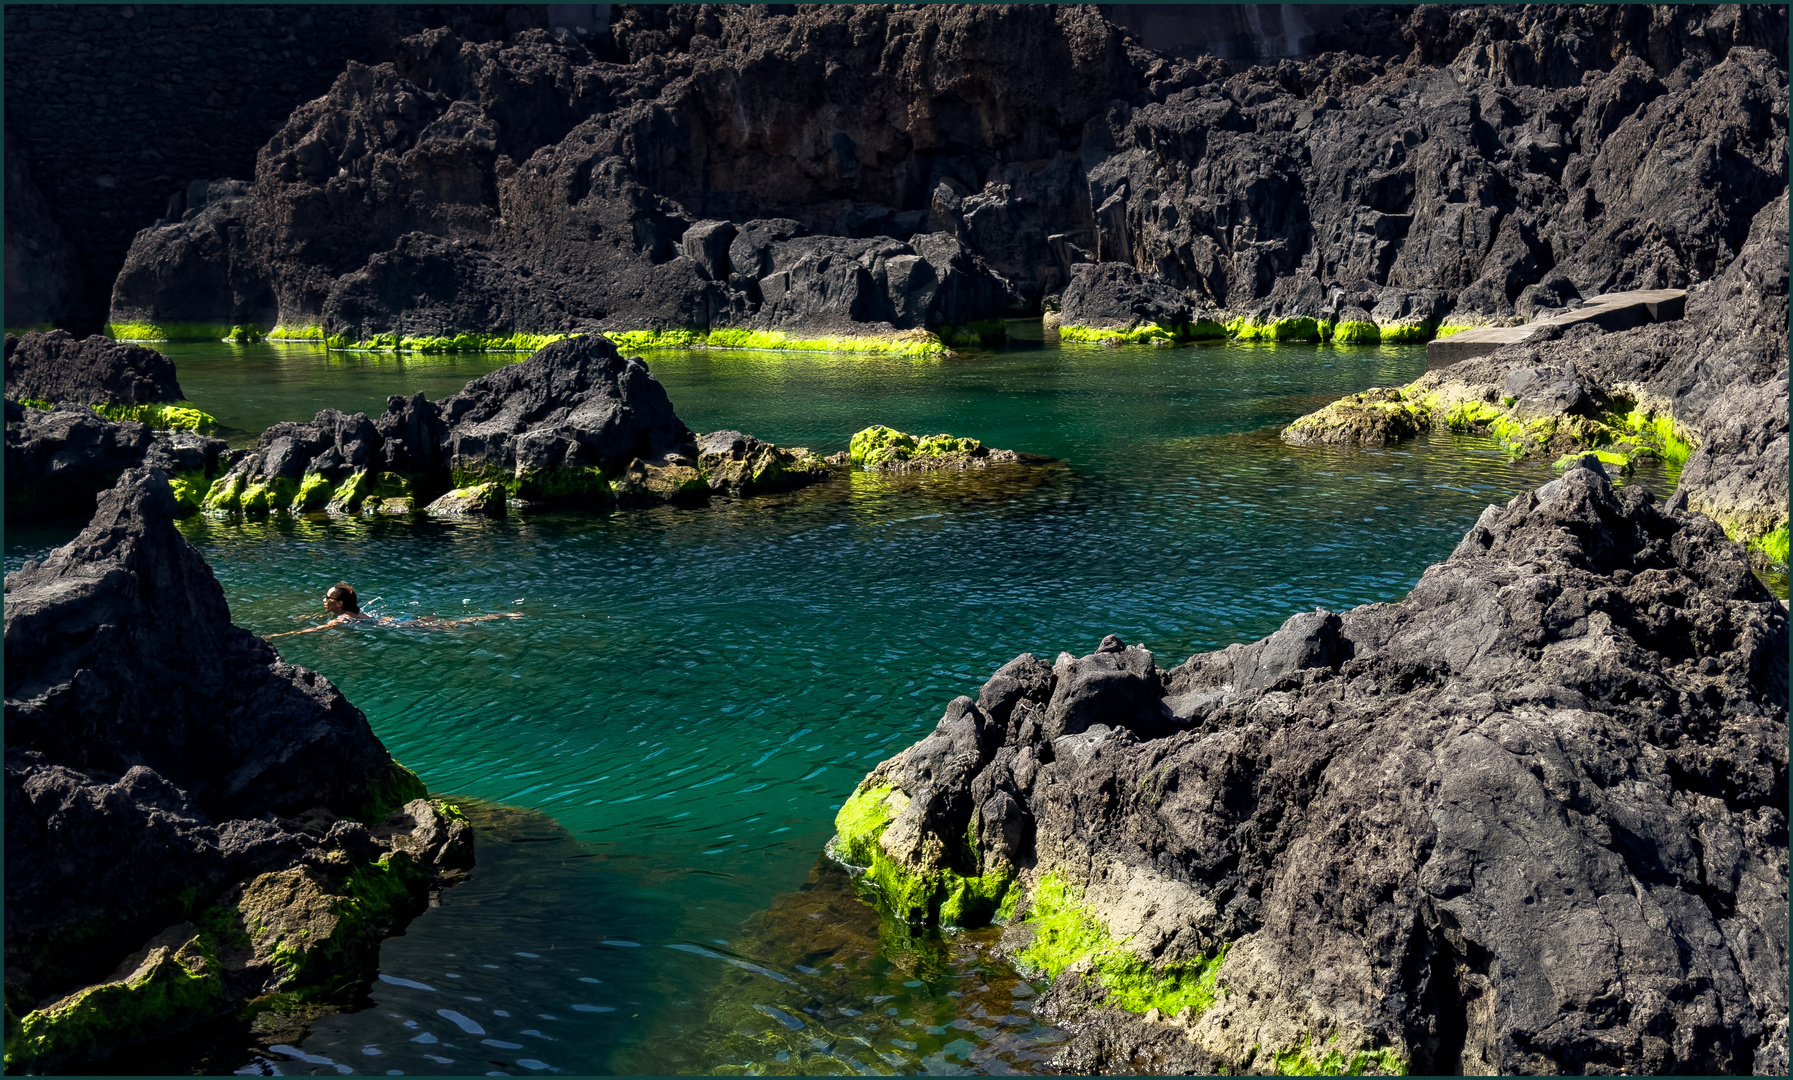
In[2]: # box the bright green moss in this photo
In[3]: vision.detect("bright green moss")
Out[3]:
[324,331,571,354]
[1058,322,1176,345]
[1228,316,1324,342]
[702,327,947,356]
[238,477,300,514]
[105,322,262,343]
[849,426,917,466]
[1749,524,1789,567]
[329,470,371,512]
[831,784,1013,928]
[14,398,53,410]
[607,328,708,352]
[1431,324,1477,339]
[1272,1035,1409,1076]
[91,402,217,432]
[1616,407,1694,469]
[268,324,327,342]
[1552,449,1633,473]
[1376,323,1433,344]
[833,785,904,865]
[848,425,982,468]
[1328,320,1380,344]
[6,933,228,1073]
[1442,400,1505,432]
[293,472,335,512]
[1014,873,1228,1018]
[166,471,211,515]
[201,473,244,514]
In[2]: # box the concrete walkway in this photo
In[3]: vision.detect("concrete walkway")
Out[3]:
[1426,288,1687,369]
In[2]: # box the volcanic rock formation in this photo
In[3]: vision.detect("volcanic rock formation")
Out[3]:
[102,6,1786,353]
[3,331,234,515]
[1286,188,1790,566]
[199,333,829,515]
[4,467,473,1071]
[832,461,1788,1075]
[5,329,187,409]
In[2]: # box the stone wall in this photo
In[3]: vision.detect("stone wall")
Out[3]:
[3,3,548,331]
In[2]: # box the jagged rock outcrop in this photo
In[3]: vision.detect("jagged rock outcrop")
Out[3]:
[200,333,830,514]
[4,330,186,407]
[3,399,233,516]
[1285,189,1789,567]
[4,467,473,1071]
[833,461,1787,1075]
[103,7,1784,353]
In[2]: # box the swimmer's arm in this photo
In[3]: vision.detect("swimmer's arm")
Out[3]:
[266,615,346,639]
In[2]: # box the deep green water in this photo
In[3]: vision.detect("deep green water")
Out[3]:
[9,331,1637,1075]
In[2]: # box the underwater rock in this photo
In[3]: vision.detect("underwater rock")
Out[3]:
[833,462,1788,1075]
[4,330,186,408]
[4,467,472,1071]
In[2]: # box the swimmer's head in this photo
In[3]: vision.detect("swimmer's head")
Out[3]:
[323,582,360,614]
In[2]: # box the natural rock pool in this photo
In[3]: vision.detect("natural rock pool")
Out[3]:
[11,333,1643,1075]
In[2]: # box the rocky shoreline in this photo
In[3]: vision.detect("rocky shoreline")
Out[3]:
[5,330,1051,521]
[1285,191,1789,569]
[831,459,1789,1075]
[3,468,474,1071]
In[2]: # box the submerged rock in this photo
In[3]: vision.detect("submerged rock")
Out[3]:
[4,467,473,1071]
[831,462,1787,1075]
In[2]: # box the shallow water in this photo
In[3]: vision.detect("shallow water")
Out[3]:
[10,332,1639,1074]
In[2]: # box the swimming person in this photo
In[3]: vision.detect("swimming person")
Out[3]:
[267,582,522,638]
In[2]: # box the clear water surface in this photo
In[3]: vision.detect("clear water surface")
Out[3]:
[10,329,1627,1075]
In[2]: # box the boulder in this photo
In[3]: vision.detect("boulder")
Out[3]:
[696,430,829,498]
[4,468,470,1070]
[833,463,1788,1075]
[4,331,185,407]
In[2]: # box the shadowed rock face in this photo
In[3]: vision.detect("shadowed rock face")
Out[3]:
[3,468,472,1070]
[106,6,1786,344]
[4,469,394,822]
[840,463,1788,1075]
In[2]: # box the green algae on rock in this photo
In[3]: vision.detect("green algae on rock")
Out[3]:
[105,322,264,343]
[1011,873,1228,1020]
[610,327,949,356]
[1268,1035,1410,1077]
[844,424,1045,474]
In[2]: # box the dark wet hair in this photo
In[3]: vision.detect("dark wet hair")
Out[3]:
[326,582,360,613]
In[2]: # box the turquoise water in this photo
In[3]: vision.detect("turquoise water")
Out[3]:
[8,332,1618,1075]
